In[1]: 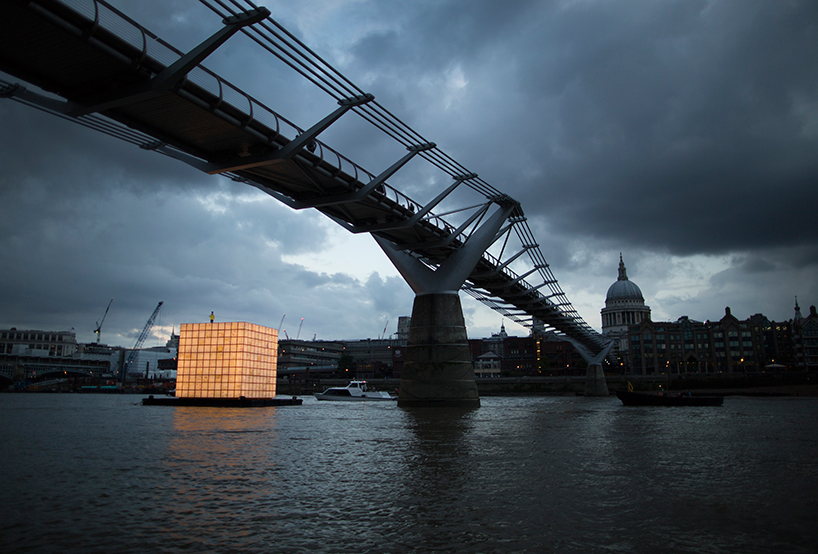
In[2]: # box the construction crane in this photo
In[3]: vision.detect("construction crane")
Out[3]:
[278,313,286,330]
[121,301,163,384]
[380,319,389,340]
[94,298,113,344]
[296,318,304,339]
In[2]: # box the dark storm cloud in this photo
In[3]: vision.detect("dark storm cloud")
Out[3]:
[344,0,818,255]
[324,0,817,324]
[518,1,818,255]
[1,0,817,342]
[0,101,204,194]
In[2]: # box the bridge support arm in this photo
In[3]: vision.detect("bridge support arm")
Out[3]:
[71,7,271,116]
[205,93,374,174]
[292,142,435,209]
[556,335,615,397]
[399,202,492,251]
[375,201,516,294]
[352,173,476,234]
[0,83,73,114]
[271,94,374,161]
[154,8,271,90]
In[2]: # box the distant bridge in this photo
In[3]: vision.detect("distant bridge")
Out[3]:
[0,0,608,360]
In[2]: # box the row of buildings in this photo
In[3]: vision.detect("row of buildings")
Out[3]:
[274,323,585,380]
[0,328,178,386]
[279,256,817,377]
[0,318,586,385]
[600,255,818,374]
[2,256,816,386]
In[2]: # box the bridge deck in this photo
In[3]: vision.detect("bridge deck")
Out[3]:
[0,0,607,354]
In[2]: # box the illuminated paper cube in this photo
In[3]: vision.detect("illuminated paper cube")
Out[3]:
[176,322,278,398]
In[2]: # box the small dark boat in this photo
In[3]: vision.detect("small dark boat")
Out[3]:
[616,390,724,407]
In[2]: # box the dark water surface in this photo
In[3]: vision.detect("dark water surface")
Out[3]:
[1,393,816,553]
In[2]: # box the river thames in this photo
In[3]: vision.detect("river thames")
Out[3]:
[1,393,816,553]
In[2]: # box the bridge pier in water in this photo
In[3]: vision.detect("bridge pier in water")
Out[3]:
[375,196,517,408]
[584,363,609,397]
[581,341,616,396]
[400,293,479,408]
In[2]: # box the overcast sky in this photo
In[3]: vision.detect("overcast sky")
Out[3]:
[1,0,816,348]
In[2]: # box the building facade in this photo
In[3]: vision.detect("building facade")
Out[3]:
[0,328,113,383]
[343,338,406,378]
[396,316,411,340]
[467,324,585,377]
[601,255,651,358]
[1,328,79,358]
[793,302,818,371]
[474,351,502,377]
[627,307,798,374]
[277,339,344,377]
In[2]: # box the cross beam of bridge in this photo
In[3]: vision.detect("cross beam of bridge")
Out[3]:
[0,0,612,402]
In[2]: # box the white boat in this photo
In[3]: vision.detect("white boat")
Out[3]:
[314,380,397,401]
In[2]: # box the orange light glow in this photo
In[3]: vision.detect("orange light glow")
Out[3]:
[175,322,278,399]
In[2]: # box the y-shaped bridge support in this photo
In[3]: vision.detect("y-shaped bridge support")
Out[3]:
[557,336,615,396]
[376,191,517,408]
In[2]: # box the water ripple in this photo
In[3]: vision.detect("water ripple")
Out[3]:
[1,394,817,553]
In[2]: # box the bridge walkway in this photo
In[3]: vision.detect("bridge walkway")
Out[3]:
[0,0,608,355]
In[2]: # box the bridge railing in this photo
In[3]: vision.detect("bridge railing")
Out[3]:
[195,1,604,345]
[32,2,545,267]
[2,0,608,354]
[63,0,399,201]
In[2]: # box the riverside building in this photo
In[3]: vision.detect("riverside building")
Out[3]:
[277,339,344,377]
[597,255,815,374]
[792,301,818,371]
[626,308,797,374]
[467,324,585,377]
[0,328,113,383]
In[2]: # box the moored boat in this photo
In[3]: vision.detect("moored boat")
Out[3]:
[314,380,397,401]
[616,389,724,407]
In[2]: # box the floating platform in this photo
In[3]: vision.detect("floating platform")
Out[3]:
[142,395,302,407]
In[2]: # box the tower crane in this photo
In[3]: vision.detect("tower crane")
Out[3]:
[94,298,113,344]
[120,301,163,384]
[296,318,304,340]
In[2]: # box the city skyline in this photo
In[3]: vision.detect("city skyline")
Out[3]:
[1,0,816,347]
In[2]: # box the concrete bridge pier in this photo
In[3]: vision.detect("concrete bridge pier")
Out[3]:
[584,362,609,397]
[557,334,615,396]
[400,292,479,408]
[375,195,517,408]
[582,341,616,396]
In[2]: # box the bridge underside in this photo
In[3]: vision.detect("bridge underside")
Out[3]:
[0,0,611,404]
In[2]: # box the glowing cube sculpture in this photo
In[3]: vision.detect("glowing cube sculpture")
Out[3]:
[176,322,278,399]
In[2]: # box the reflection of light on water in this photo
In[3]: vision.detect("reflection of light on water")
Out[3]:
[168,407,279,467]
[3,395,816,553]
[158,407,282,549]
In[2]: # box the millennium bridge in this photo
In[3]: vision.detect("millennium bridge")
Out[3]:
[0,0,613,406]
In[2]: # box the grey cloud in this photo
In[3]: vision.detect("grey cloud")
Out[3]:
[2,0,817,344]
[341,0,818,259]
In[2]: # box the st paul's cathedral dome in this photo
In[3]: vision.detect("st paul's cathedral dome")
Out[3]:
[601,255,651,351]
